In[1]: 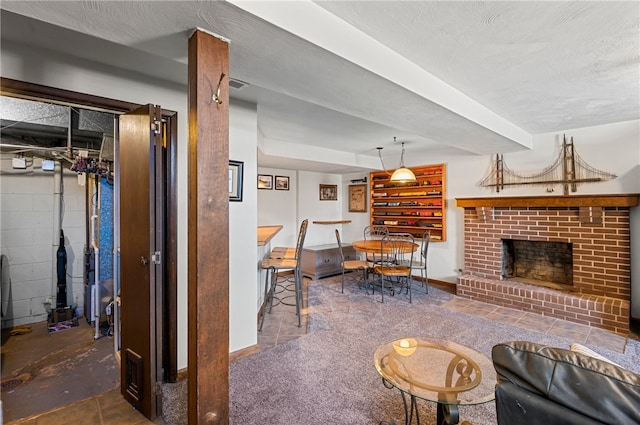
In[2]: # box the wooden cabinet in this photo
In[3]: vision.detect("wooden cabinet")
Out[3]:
[370,164,446,241]
[301,243,357,280]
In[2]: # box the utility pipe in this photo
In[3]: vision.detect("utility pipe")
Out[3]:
[50,160,63,308]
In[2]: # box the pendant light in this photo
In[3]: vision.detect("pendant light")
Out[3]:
[389,138,416,183]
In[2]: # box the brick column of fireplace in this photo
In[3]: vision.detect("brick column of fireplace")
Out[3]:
[456,195,638,336]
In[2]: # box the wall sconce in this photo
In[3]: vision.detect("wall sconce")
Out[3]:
[377,137,417,183]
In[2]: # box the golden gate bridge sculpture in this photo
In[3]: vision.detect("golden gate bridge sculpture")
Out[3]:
[480,135,616,195]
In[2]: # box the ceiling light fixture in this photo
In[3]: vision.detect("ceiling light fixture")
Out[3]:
[379,137,416,183]
[377,138,417,183]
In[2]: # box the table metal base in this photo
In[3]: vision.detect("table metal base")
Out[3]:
[383,378,467,425]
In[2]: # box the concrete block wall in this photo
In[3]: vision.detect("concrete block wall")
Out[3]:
[1,154,86,328]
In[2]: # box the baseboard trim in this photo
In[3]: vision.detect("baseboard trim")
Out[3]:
[229,344,260,362]
[176,367,188,382]
[173,343,261,382]
[411,276,456,293]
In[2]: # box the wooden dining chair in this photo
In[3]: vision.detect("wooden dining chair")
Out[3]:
[335,229,369,294]
[372,233,415,303]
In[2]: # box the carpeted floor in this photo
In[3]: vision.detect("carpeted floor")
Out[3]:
[161,276,640,425]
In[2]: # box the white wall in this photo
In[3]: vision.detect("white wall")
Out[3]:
[257,169,349,248]
[257,167,298,249]
[0,156,85,327]
[228,99,258,352]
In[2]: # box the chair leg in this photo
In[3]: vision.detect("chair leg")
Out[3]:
[295,268,301,327]
[259,266,275,332]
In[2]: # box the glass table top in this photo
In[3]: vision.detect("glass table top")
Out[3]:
[374,337,496,406]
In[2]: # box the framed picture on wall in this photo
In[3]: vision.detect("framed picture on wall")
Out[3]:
[319,184,338,201]
[257,174,273,190]
[275,175,289,190]
[228,160,244,202]
[348,184,367,212]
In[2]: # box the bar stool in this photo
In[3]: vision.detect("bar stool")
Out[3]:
[259,219,308,330]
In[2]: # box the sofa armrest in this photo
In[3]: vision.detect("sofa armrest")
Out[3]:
[492,341,640,424]
[495,381,606,425]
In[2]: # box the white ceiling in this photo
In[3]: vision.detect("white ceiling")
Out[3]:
[1,1,638,174]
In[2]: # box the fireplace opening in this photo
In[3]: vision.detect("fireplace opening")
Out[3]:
[501,239,573,289]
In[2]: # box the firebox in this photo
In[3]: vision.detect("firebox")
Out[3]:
[501,239,573,288]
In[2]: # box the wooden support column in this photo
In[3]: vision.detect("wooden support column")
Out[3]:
[187,29,229,424]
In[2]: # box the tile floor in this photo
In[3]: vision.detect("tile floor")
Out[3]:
[5,277,636,424]
[3,388,161,425]
[442,297,629,353]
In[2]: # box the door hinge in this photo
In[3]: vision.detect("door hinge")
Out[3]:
[155,382,162,396]
[151,120,162,134]
[151,251,161,265]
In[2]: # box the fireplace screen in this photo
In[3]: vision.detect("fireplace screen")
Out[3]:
[501,239,573,286]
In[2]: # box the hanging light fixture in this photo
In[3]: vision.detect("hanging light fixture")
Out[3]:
[377,137,417,183]
[390,137,416,183]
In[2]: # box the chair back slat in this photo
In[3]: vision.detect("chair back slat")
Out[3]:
[293,219,309,261]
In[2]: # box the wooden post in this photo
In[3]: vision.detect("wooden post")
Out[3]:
[187,29,229,424]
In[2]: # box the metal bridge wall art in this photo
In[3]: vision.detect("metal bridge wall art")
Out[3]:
[480,135,616,195]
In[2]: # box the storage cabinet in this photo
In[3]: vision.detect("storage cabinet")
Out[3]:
[370,164,446,241]
[301,243,357,280]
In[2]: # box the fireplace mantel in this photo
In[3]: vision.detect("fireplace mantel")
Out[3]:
[456,194,639,208]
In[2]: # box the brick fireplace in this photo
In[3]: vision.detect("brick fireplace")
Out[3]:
[456,194,638,336]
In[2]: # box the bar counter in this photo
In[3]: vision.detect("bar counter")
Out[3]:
[258,225,283,246]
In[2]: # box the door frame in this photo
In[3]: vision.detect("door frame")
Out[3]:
[0,77,179,382]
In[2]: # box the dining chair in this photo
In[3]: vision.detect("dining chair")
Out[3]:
[372,233,415,303]
[404,230,430,293]
[335,229,369,294]
[363,225,389,265]
[259,219,308,330]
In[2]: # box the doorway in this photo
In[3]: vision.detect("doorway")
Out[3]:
[0,78,177,421]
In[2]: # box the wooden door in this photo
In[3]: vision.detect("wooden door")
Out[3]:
[118,104,164,419]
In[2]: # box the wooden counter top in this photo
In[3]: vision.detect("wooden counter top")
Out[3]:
[257,225,283,246]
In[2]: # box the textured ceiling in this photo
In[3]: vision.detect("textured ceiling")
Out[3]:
[1,1,638,174]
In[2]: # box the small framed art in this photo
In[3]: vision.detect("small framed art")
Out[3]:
[257,174,273,190]
[319,184,338,201]
[348,184,367,212]
[275,175,289,190]
[228,160,244,202]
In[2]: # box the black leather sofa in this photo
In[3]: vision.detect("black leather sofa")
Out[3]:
[492,341,640,425]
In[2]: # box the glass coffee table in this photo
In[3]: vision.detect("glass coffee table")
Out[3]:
[374,337,496,425]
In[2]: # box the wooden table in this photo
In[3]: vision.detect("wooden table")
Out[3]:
[351,239,419,254]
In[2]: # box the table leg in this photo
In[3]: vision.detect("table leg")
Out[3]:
[382,378,420,425]
[436,402,459,425]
